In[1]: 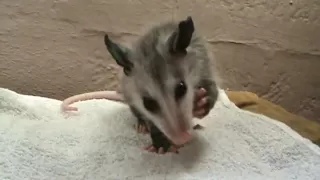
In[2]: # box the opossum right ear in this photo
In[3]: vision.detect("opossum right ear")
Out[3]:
[104,34,133,76]
[167,16,195,55]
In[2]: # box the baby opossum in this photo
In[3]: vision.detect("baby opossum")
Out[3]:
[105,16,219,152]
[62,16,219,153]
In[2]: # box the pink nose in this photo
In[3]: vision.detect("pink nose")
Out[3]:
[171,131,191,146]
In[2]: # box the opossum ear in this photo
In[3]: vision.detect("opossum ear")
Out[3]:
[104,34,133,76]
[168,16,195,55]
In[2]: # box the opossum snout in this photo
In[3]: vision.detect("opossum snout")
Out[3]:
[167,115,192,146]
[159,104,193,145]
[171,131,191,146]
[178,117,189,132]
[177,111,193,131]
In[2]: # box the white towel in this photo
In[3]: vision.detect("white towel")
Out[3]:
[0,87,319,180]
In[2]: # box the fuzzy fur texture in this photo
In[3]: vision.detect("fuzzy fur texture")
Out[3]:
[105,17,219,150]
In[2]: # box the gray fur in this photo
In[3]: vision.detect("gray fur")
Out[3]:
[104,16,219,151]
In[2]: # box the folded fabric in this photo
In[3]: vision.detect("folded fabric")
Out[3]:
[226,90,320,144]
[0,87,319,179]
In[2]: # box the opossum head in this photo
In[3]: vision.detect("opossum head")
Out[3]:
[104,16,197,145]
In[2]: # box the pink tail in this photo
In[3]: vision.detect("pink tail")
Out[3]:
[61,91,125,112]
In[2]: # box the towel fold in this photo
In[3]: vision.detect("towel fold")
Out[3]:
[0,87,319,180]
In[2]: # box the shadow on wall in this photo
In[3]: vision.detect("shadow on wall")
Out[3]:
[0,0,319,121]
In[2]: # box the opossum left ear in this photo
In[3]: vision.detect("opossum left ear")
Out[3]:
[167,16,195,55]
[104,34,133,76]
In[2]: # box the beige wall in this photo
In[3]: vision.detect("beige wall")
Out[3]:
[1,0,319,121]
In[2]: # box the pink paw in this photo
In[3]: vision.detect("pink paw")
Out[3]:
[193,88,210,119]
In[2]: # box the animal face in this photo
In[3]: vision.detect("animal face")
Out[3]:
[122,51,196,144]
[104,16,196,144]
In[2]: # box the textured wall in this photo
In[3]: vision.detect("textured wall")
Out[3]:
[0,0,319,121]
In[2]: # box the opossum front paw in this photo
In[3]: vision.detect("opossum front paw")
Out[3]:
[144,144,179,154]
[193,88,214,119]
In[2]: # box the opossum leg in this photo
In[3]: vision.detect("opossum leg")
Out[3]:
[195,79,219,118]
[129,106,149,134]
[129,107,178,153]
[145,122,178,154]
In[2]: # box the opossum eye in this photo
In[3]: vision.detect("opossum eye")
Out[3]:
[175,81,187,100]
[143,97,159,113]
